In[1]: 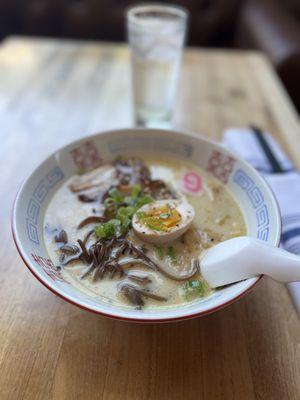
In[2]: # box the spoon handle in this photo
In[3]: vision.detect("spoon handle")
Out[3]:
[253,240,300,282]
[201,237,300,288]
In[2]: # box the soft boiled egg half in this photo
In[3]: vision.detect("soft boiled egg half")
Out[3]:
[132,199,195,244]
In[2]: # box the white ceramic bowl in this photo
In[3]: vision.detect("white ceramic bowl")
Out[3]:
[12,128,281,322]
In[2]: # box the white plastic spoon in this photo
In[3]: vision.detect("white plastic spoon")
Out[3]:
[200,236,300,288]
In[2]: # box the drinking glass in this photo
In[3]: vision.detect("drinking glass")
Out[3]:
[126,3,188,127]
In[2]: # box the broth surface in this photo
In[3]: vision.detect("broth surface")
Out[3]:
[44,156,246,310]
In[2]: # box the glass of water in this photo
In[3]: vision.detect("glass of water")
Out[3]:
[126,3,188,127]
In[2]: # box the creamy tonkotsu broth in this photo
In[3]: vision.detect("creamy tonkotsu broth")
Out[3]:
[44,156,246,310]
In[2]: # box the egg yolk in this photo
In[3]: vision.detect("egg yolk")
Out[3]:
[137,205,182,232]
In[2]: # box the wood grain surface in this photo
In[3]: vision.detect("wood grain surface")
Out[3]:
[1,37,299,400]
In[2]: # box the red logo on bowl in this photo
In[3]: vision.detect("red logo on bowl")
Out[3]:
[70,141,102,172]
[31,253,68,283]
[207,150,235,184]
[182,171,202,194]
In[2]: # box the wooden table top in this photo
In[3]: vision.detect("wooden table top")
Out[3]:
[1,36,300,400]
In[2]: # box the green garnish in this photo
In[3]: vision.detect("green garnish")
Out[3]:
[104,197,116,207]
[116,206,135,234]
[136,211,147,220]
[167,246,177,264]
[94,219,121,239]
[135,203,181,232]
[183,280,210,301]
[142,217,164,232]
[117,206,135,220]
[124,193,153,209]
[94,185,153,240]
[160,213,171,219]
[131,184,142,198]
[108,187,123,202]
[155,245,164,260]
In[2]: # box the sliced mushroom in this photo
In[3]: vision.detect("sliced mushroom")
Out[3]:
[61,254,82,266]
[59,244,80,255]
[118,283,145,306]
[154,257,199,281]
[81,242,105,279]
[118,283,167,306]
[124,242,157,269]
[142,179,176,199]
[69,165,117,193]
[83,229,95,245]
[118,256,156,270]
[54,229,68,244]
[77,216,107,229]
[78,192,103,203]
[128,272,152,285]
[114,157,151,185]
[77,239,91,263]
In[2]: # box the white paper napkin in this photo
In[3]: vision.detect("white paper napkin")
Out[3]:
[223,128,300,316]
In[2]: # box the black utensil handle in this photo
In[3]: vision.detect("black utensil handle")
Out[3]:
[250,125,284,173]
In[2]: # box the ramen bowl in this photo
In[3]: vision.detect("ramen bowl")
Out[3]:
[12,128,281,322]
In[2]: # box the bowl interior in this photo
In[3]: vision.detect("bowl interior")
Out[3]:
[13,128,281,321]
